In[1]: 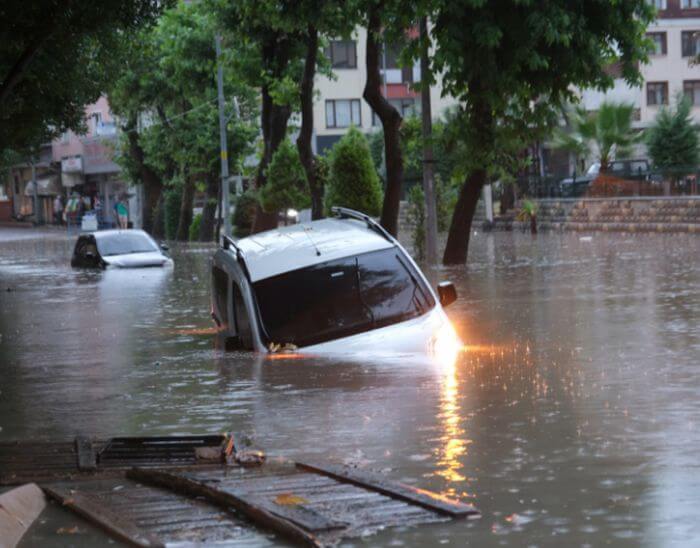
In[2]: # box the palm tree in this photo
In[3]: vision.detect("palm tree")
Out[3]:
[554,101,642,172]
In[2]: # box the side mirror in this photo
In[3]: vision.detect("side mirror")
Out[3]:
[437,281,457,308]
[160,242,169,251]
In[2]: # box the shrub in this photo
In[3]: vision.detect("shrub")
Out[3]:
[260,139,310,214]
[407,185,426,261]
[232,188,258,237]
[325,127,383,216]
[188,212,202,241]
[164,189,181,241]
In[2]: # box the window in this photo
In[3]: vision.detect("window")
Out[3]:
[325,40,357,68]
[372,98,420,126]
[648,0,666,8]
[648,32,667,55]
[647,82,668,105]
[681,31,700,57]
[682,0,700,7]
[325,99,361,128]
[96,232,158,256]
[252,248,435,347]
[212,267,229,327]
[684,80,700,105]
[232,283,253,350]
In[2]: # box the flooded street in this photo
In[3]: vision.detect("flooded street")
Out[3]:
[1,227,699,547]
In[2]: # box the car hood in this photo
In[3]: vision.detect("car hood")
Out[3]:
[101,251,171,268]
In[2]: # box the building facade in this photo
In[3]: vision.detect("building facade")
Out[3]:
[313,27,457,154]
[576,1,700,156]
[1,96,141,227]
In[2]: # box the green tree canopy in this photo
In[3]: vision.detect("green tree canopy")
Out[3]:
[646,95,700,180]
[0,0,164,155]
[325,127,383,216]
[413,0,655,263]
[260,139,310,214]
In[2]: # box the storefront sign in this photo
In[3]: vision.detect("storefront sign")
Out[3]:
[61,156,83,173]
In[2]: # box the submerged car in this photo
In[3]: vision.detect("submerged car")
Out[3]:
[71,229,172,269]
[211,207,460,357]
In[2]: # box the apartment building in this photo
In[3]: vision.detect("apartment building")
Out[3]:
[313,27,457,154]
[580,0,700,128]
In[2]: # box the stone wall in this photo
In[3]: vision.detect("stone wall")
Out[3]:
[491,197,700,233]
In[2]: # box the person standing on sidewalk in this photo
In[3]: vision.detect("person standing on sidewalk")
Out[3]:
[53,194,63,225]
[115,197,129,229]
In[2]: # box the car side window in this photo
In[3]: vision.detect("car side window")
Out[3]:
[212,267,229,327]
[232,282,253,350]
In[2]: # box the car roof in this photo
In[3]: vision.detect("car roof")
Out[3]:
[235,218,395,282]
[88,229,152,240]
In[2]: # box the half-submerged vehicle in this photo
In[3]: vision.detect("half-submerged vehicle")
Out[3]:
[211,207,460,357]
[71,229,172,269]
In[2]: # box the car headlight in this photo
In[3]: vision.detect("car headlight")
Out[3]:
[429,321,462,368]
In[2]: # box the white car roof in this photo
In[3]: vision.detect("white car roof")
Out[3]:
[235,218,395,282]
[90,229,152,240]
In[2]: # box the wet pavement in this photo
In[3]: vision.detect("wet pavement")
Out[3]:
[1,227,699,547]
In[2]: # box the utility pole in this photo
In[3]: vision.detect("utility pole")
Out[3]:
[215,35,231,238]
[419,17,438,265]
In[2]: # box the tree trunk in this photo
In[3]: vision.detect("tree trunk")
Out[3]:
[419,17,438,264]
[297,25,323,220]
[442,170,486,265]
[442,94,493,265]
[152,193,165,240]
[252,38,292,233]
[125,119,162,235]
[363,6,403,236]
[175,171,195,241]
[199,172,218,242]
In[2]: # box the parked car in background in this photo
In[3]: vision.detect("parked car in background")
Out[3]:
[71,229,172,269]
[560,159,650,197]
[211,207,461,360]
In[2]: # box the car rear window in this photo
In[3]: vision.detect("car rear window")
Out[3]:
[252,248,435,348]
[97,233,158,256]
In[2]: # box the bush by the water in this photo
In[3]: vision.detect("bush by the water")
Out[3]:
[325,127,382,216]
[188,212,202,241]
[260,139,310,214]
[232,188,259,237]
[164,189,181,240]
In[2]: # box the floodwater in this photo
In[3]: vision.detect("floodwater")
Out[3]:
[1,227,699,547]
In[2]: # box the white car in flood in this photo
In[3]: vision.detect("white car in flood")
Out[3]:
[211,207,460,358]
[71,229,173,269]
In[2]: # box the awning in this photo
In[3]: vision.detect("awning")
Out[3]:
[24,176,61,196]
[62,172,84,187]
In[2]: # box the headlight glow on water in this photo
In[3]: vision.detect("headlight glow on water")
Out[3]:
[429,321,462,369]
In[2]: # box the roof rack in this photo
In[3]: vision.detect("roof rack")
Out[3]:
[331,206,394,243]
[222,234,241,254]
[222,234,253,282]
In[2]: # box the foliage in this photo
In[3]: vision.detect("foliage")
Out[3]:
[325,128,383,216]
[164,189,182,241]
[516,200,538,221]
[0,0,164,155]
[260,140,310,214]
[313,154,330,195]
[232,189,259,237]
[107,2,258,238]
[554,102,642,170]
[189,213,203,241]
[646,94,700,180]
[407,185,427,261]
[404,0,655,263]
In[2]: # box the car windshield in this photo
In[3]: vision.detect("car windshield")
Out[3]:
[252,248,435,348]
[97,232,158,257]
